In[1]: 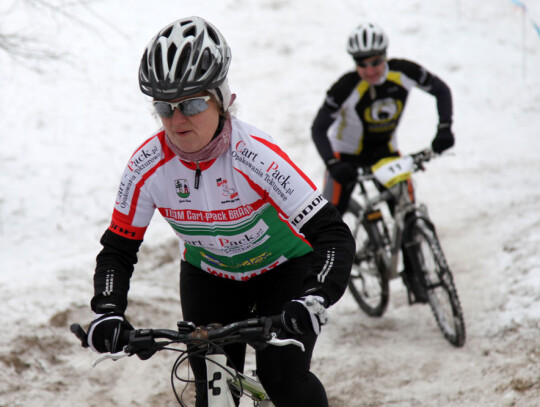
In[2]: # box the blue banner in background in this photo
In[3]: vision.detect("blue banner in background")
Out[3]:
[533,21,540,37]
[510,0,527,10]
[508,0,526,8]
[508,0,540,40]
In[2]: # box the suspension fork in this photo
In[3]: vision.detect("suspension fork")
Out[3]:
[402,210,447,275]
[387,221,403,279]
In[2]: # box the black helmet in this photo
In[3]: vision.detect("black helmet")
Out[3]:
[139,17,232,100]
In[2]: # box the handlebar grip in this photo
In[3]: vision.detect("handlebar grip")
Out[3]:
[269,314,283,328]
[70,323,89,348]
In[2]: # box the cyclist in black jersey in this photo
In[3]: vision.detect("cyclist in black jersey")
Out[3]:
[312,22,455,214]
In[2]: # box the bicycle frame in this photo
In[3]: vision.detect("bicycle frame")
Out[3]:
[203,330,303,406]
[206,352,273,406]
[206,353,237,406]
[354,178,417,280]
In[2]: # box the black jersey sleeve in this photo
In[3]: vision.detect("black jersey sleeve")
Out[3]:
[90,229,143,313]
[390,59,453,124]
[425,74,453,124]
[299,202,355,306]
[311,107,336,164]
[311,72,361,164]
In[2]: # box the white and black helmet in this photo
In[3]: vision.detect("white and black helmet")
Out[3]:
[139,17,232,100]
[346,22,388,59]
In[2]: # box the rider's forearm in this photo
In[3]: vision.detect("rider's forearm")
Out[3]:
[427,75,453,124]
[91,229,143,313]
[300,203,356,306]
[311,107,337,164]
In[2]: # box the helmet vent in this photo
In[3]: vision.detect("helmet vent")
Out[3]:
[183,26,197,39]
[200,49,211,71]
[162,26,173,39]
[154,46,163,79]
[141,50,149,77]
[206,26,220,45]
[167,42,178,66]
[176,44,191,80]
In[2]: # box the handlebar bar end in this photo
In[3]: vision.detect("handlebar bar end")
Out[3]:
[70,323,89,348]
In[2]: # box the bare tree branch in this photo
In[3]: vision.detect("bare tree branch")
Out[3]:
[0,32,63,60]
[0,0,124,68]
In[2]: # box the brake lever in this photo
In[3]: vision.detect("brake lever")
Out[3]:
[92,350,129,367]
[266,333,305,352]
[412,148,434,171]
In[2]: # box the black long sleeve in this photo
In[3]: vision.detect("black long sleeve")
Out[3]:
[311,106,337,164]
[299,202,355,306]
[426,75,453,124]
[91,229,143,313]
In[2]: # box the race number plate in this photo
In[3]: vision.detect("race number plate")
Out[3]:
[371,156,415,188]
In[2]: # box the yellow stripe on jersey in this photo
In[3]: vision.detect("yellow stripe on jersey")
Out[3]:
[386,71,403,86]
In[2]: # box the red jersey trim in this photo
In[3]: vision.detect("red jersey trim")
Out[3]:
[250,135,317,190]
[158,199,266,223]
[179,159,217,171]
[108,218,147,240]
[114,132,176,227]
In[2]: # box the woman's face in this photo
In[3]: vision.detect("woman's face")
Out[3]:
[158,92,220,153]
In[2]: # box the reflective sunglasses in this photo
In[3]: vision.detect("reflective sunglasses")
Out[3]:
[153,95,211,118]
[355,57,385,68]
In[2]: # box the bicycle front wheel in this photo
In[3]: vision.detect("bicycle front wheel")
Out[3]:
[344,200,390,317]
[406,217,466,347]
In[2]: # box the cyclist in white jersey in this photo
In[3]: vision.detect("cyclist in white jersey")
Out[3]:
[85,17,355,407]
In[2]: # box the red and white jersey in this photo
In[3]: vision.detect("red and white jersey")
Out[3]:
[110,117,327,281]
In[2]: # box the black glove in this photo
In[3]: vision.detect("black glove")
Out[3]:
[87,312,133,353]
[431,123,454,154]
[327,159,357,185]
[281,295,329,335]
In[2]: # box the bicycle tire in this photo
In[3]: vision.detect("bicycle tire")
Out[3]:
[405,216,466,347]
[344,199,390,317]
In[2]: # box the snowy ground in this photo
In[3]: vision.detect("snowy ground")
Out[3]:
[1,0,539,406]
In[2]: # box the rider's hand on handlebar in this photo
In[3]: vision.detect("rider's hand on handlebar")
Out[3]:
[87,312,133,353]
[326,159,357,185]
[431,123,454,154]
[281,295,329,336]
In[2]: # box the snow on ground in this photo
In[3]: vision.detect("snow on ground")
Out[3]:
[0,0,539,406]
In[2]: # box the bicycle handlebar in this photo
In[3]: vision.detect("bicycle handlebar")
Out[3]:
[410,148,435,170]
[70,315,303,366]
[355,148,435,184]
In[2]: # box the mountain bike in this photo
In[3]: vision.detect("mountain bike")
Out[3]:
[343,149,466,347]
[71,316,303,406]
